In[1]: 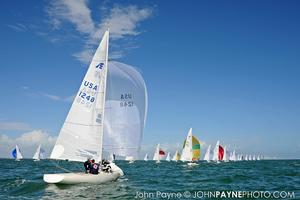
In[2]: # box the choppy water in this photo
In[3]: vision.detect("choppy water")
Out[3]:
[0,159,299,199]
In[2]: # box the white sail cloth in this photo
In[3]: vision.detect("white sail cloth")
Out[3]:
[50,31,109,162]
[103,61,147,158]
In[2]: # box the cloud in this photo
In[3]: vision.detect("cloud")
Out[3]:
[0,122,32,131]
[41,93,75,102]
[0,130,57,158]
[46,0,153,63]
[7,23,27,32]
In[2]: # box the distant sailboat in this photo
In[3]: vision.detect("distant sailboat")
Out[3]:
[33,144,44,161]
[180,128,201,166]
[249,155,252,161]
[153,144,165,163]
[109,153,115,163]
[172,150,180,161]
[222,146,229,162]
[231,149,236,161]
[125,156,135,163]
[203,145,211,162]
[257,155,261,161]
[245,155,248,161]
[144,154,149,161]
[166,152,171,161]
[12,145,23,161]
[212,141,224,162]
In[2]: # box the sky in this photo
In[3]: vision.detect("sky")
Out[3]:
[0,0,300,159]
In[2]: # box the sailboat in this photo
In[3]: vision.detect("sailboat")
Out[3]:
[153,144,165,163]
[109,153,115,163]
[231,149,236,161]
[144,154,149,161]
[172,150,180,161]
[212,141,224,162]
[166,152,171,161]
[33,144,44,161]
[245,155,248,161]
[203,145,211,162]
[43,30,125,184]
[12,145,23,161]
[125,156,135,164]
[222,146,229,162]
[180,128,201,166]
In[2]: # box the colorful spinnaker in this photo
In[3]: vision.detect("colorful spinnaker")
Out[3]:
[180,128,201,162]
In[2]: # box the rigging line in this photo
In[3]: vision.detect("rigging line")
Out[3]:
[49,159,80,173]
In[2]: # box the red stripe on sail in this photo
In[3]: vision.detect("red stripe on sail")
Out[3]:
[218,145,224,160]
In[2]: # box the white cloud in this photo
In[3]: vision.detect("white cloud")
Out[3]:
[7,23,27,32]
[0,122,32,131]
[46,1,152,63]
[0,130,57,158]
[41,93,75,102]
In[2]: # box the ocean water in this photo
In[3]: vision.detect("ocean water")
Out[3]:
[0,159,299,199]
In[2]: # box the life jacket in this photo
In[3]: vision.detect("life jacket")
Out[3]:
[90,163,99,174]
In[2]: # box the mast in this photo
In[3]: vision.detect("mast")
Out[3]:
[98,29,110,162]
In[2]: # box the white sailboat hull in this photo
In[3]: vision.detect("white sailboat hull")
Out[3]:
[43,172,120,185]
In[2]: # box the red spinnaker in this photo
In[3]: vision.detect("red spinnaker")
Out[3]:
[159,150,165,155]
[218,145,224,160]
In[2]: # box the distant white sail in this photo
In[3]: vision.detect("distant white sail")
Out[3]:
[180,128,193,162]
[103,61,147,159]
[144,154,148,161]
[231,150,236,161]
[223,146,229,162]
[249,155,252,161]
[166,152,171,161]
[212,141,219,161]
[203,145,211,162]
[153,144,164,161]
[33,144,44,160]
[257,155,260,160]
[253,155,256,161]
[109,153,115,162]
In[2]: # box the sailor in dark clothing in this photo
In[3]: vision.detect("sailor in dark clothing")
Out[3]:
[101,159,112,173]
[84,158,91,173]
[90,159,99,175]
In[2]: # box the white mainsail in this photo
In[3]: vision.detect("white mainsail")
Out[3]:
[166,152,171,161]
[33,144,43,160]
[180,128,193,162]
[223,146,229,162]
[153,144,161,161]
[144,154,148,161]
[16,145,23,160]
[50,31,109,162]
[103,61,147,159]
[203,145,211,162]
[212,141,219,161]
[249,155,252,161]
[231,149,236,161]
